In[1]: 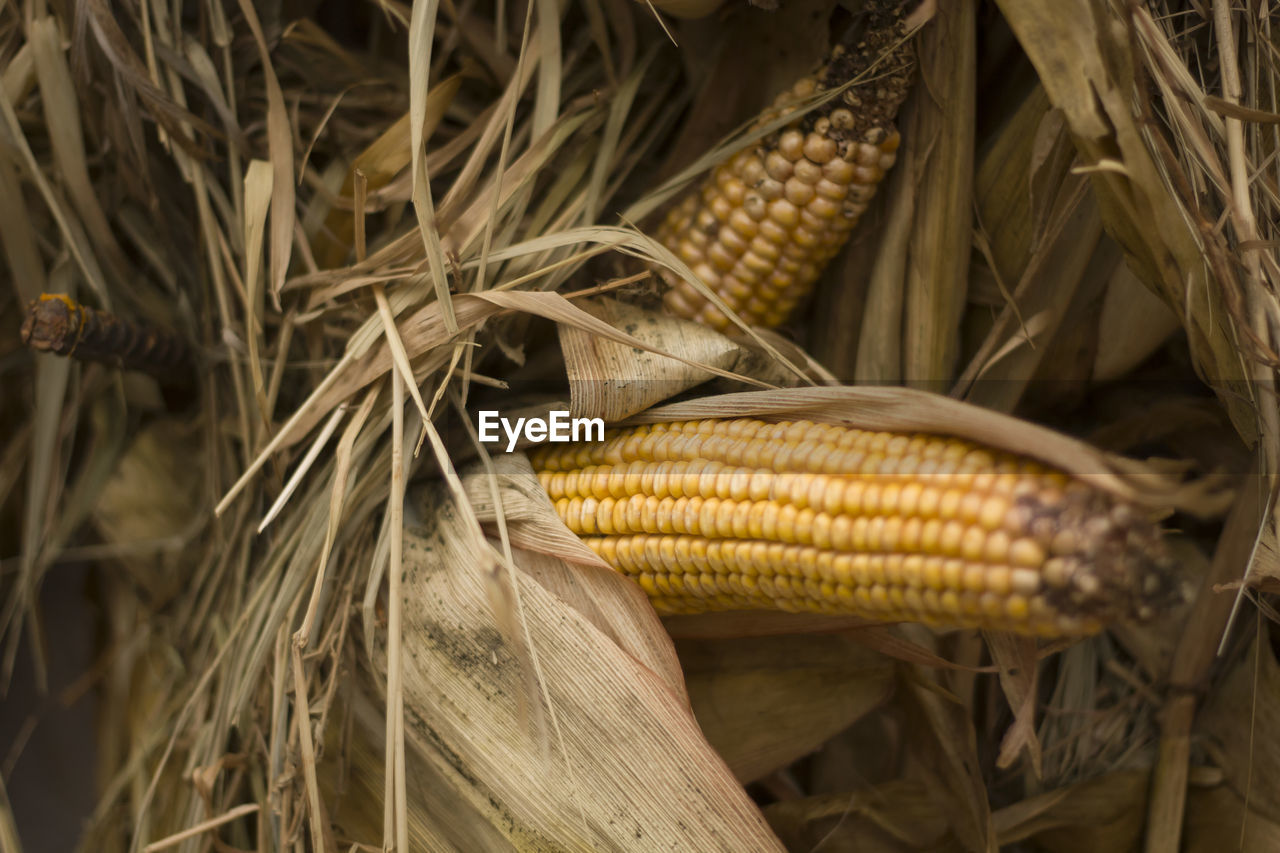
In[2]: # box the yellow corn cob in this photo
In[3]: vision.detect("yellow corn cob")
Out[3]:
[656,4,915,331]
[530,419,1173,637]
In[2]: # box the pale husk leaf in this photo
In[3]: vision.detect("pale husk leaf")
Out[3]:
[376,482,785,850]
[624,386,1222,511]
[559,297,744,421]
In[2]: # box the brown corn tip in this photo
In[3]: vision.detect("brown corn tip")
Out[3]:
[21,293,191,378]
[656,6,915,330]
[530,419,1176,638]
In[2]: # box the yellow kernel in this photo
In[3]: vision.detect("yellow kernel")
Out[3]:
[730,501,752,539]
[792,157,822,184]
[958,491,984,524]
[1010,568,1040,595]
[884,554,904,586]
[901,555,924,587]
[821,479,845,515]
[939,520,965,555]
[1010,538,1047,568]
[777,503,799,543]
[978,495,1008,530]
[920,519,942,554]
[890,482,918,516]
[942,559,965,590]
[759,218,789,244]
[881,482,902,514]
[984,566,1011,596]
[765,150,794,181]
[882,516,903,551]
[836,554,858,584]
[983,530,1011,564]
[869,585,891,611]
[707,242,736,272]
[785,178,816,206]
[960,527,987,561]
[778,130,805,161]
[854,586,874,612]
[922,556,945,591]
[714,499,737,537]
[807,196,841,220]
[830,515,853,551]
[804,133,838,164]
[962,565,987,593]
[866,517,885,551]
[823,158,856,184]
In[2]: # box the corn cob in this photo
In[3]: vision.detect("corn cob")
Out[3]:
[656,3,915,331]
[530,419,1174,637]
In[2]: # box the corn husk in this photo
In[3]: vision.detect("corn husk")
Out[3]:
[4,0,1279,851]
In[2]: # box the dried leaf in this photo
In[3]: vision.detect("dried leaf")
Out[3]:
[676,633,893,782]
[378,482,785,850]
[559,297,742,421]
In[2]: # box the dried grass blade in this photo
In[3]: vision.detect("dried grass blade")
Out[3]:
[242,159,274,424]
[30,17,129,284]
[901,667,994,851]
[373,286,431,425]
[0,150,46,302]
[1,43,33,102]
[985,631,1043,774]
[532,0,561,137]
[289,644,328,852]
[993,770,1147,847]
[139,803,258,852]
[382,373,408,850]
[903,0,975,389]
[276,286,777,447]
[0,776,21,853]
[954,181,1103,411]
[583,52,654,224]
[0,87,110,303]
[314,74,462,268]
[214,350,356,516]
[257,406,345,533]
[294,385,379,645]
[235,0,295,304]
[409,0,457,332]
[855,145,913,383]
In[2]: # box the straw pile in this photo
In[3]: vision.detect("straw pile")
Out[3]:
[1,0,1278,849]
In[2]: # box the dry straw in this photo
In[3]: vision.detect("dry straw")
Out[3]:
[2,0,1279,850]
